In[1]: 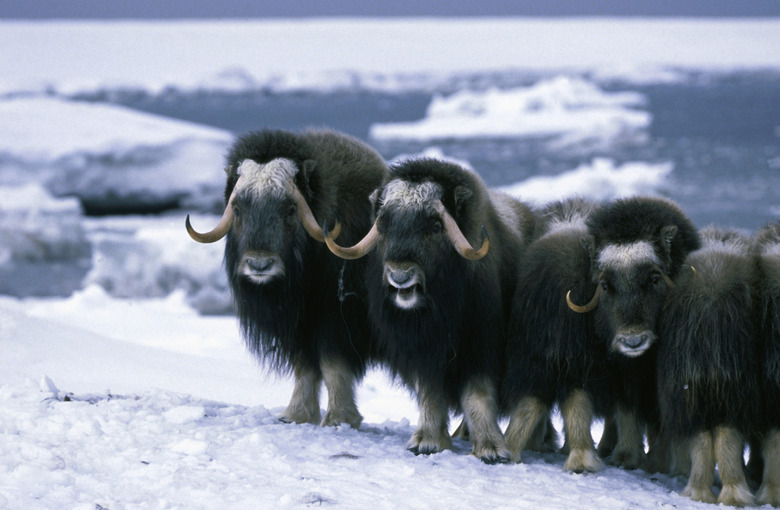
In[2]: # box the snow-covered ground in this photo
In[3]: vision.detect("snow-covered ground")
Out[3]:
[1,292,713,510]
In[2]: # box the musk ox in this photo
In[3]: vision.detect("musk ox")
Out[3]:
[754,221,780,506]
[657,226,761,506]
[503,197,603,472]
[324,158,535,463]
[503,196,699,473]
[584,196,700,472]
[186,129,387,429]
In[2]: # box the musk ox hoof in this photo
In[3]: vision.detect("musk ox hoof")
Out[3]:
[477,450,512,465]
[406,430,452,456]
[279,406,321,426]
[321,409,363,429]
[718,483,755,507]
[681,485,717,504]
[563,448,604,473]
[609,448,643,470]
[757,482,780,506]
[472,436,511,465]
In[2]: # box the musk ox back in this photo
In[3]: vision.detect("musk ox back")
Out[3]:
[186,129,387,429]
[755,221,780,506]
[325,158,535,463]
[657,226,760,506]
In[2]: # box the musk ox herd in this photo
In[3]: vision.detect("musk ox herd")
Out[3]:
[186,128,780,507]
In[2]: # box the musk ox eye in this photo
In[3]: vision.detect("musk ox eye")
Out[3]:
[233,205,241,218]
[650,274,662,286]
[431,222,443,234]
[286,204,297,217]
[600,280,609,292]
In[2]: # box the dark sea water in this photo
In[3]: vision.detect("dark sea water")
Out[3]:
[105,72,779,232]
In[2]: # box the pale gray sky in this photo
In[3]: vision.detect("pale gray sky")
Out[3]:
[2,0,779,19]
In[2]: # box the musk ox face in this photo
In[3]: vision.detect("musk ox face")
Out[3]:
[323,164,489,310]
[374,180,450,311]
[595,240,670,357]
[187,156,326,291]
[227,158,307,287]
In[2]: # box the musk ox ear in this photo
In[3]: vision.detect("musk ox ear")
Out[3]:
[453,185,473,215]
[660,225,678,255]
[369,188,382,209]
[580,235,597,272]
[298,159,318,196]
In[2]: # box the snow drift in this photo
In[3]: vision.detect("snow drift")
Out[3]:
[0,97,232,214]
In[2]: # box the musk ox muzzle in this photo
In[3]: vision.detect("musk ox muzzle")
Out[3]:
[383,261,426,309]
[612,328,656,357]
[239,250,285,284]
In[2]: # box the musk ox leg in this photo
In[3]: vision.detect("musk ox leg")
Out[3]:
[460,376,510,464]
[609,407,645,470]
[681,430,717,504]
[504,396,549,463]
[560,389,603,473]
[526,416,559,453]
[746,434,764,489]
[407,386,452,455]
[758,428,780,506]
[597,414,618,458]
[714,425,754,507]
[320,358,363,429]
[669,436,692,477]
[279,363,321,425]
[643,422,672,474]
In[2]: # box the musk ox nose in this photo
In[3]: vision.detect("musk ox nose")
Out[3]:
[614,330,656,357]
[387,267,416,289]
[239,251,284,284]
[247,257,275,274]
[384,262,425,310]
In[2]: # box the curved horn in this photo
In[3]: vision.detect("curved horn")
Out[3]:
[323,220,379,260]
[186,189,237,243]
[434,201,489,261]
[289,184,340,242]
[566,285,602,313]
